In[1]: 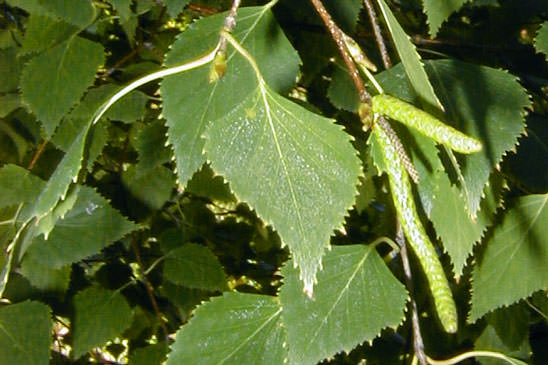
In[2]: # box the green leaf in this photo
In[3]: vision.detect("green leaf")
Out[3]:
[470,195,548,322]
[427,60,529,215]
[327,61,360,112]
[122,165,175,210]
[0,94,21,118]
[72,287,133,358]
[166,292,287,364]
[487,303,530,350]
[422,0,468,37]
[129,343,168,365]
[535,21,548,61]
[0,48,21,93]
[20,252,71,293]
[475,325,531,365]
[280,244,408,365]
[26,186,138,268]
[20,36,104,138]
[163,243,226,291]
[161,5,300,188]
[104,90,148,123]
[376,0,443,112]
[164,0,190,18]
[133,120,172,175]
[186,164,236,203]
[0,164,44,208]
[0,301,52,365]
[110,0,133,22]
[21,15,78,55]
[37,0,95,28]
[205,83,361,294]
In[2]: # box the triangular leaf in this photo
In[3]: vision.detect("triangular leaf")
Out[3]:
[164,0,190,18]
[37,0,95,28]
[133,120,172,175]
[535,21,548,62]
[21,36,104,138]
[470,194,548,322]
[280,245,408,365]
[110,0,133,22]
[205,84,361,294]
[0,301,52,365]
[166,292,286,364]
[161,5,300,187]
[26,186,139,268]
[422,0,468,37]
[163,243,226,291]
[72,287,133,358]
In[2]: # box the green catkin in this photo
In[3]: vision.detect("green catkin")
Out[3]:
[372,94,482,154]
[373,121,458,334]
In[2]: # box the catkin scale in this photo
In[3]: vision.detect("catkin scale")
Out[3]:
[372,94,482,154]
[373,122,458,334]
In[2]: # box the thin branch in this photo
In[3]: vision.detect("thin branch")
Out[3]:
[396,223,427,365]
[309,0,371,103]
[363,0,392,69]
[27,139,47,170]
[131,236,169,342]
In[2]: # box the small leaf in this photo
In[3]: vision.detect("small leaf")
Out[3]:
[166,292,286,364]
[72,287,133,358]
[535,21,548,61]
[164,0,190,18]
[133,120,172,175]
[470,194,548,322]
[161,5,300,187]
[129,343,168,365]
[122,165,175,210]
[163,243,226,291]
[205,84,361,294]
[0,301,52,365]
[280,245,408,364]
[474,325,531,365]
[20,251,71,293]
[0,94,21,118]
[0,48,21,93]
[186,164,236,203]
[26,186,138,268]
[20,36,104,138]
[110,0,133,22]
[376,0,443,112]
[422,0,468,37]
[0,164,45,208]
[21,15,78,55]
[103,90,148,123]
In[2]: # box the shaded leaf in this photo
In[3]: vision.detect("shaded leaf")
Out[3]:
[0,164,44,208]
[166,292,286,364]
[21,15,77,55]
[327,62,360,112]
[205,83,361,294]
[122,165,175,210]
[164,0,190,18]
[186,164,236,203]
[280,244,408,365]
[470,195,548,322]
[376,0,443,112]
[110,0,133,22]
[37,0,95,28]
[161,5,300,187]
[133,120,171,174]
[422,0,468,37]
[104,90,148,123]
[0,301,52,365]
[72,287,133,358]
[488,303,530,350]
[0,94,21,118]
[475,325,531,365]
[20,36,104,138]
[26,186,138,268]
[163,243,226,291]
[535,21,548,61]
[20,252,71,293]
[0,48,21,93]
[129,343,168,365]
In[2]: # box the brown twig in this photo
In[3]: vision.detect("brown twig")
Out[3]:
[218,0,242,55]
[309,0,371,103]
[131,235,169,342]
[363,0,392,69]
[396,223,427,365]
[27,139,47,170]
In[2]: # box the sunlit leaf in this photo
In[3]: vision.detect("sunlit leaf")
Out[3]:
[166,292,286,364]
[161,5,300,187]
[205,83,361,294]
[280,245,408,364]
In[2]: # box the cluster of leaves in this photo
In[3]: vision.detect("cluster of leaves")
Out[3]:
[0,0,548,363]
